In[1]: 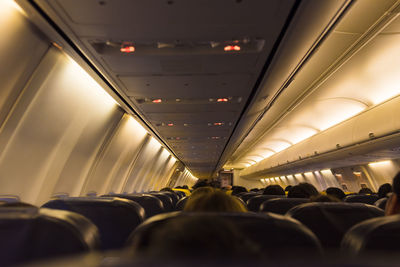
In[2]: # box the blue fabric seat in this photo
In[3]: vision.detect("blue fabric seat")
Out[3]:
[102,194,164,218]
[344,194,379,205]
[42,197,144,250]
[0,206,99,266]
[259,198,309,214]
[287,202,384,248]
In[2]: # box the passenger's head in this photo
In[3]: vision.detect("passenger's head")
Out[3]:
[137,216,259,260]
[192,180,209,189]
[250,188,260,192]
[263,185,285,196]
[231,186,248,196]
[182,185,189,189]
[184,190,247,212]
[287,183,319,198]
[386,172,400,216]
[190,186,215,198]
[359,188,373,195]
[285,185,292,192]
[326,187,346,200]
[160,187,174,193]
[378,183,392,199]
[310,194,340,203]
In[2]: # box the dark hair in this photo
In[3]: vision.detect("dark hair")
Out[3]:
[310,194,340,202]
[231,186,248,195]
[250,188,260,192]
[378,183,392,199]
[358,188,373,195]
[263,185,285,196]
[393,172,400,195]
[160,187,175,193]
[182,185,189,189]
[288,183,319,198]
[192,180,209,189]
[184,190,247,212]
[190,186,214,198]
[326,187,346,200]
[140,216,259,259]
[284,185,292,192]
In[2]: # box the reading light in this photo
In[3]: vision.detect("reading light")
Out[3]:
[152,99,162,103]
[214,122,223,126]
[224,45,241,51]
[368,160,392,167]
[353,171,362,176]
[167,123,174,126]
[217,98,229,102]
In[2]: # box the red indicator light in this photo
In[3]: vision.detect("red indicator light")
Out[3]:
[152,99,162,103]
[167,123,174,126]
[214,122,223,126]
[224,45,241,51]
[217,98,228,102]
[211,136,220,140]
[120,46,135,53]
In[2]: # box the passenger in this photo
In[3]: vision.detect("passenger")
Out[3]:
[287,183,318,198]
[377,183,392,199]
[284,185,292,192]
[359,188,374,195]
[310,194,340,202]
[192,179,209,189]
[209,180,221,188]
[190,186,215,198]
[184,190,247,212]
[250,188,260,192]
[182,185,189,189]
[231,186,248,195]
[325,187,346,200]
[385,172,400,216]
[135,216,259,260]
[262,185,285,196]
[160,187,175,193]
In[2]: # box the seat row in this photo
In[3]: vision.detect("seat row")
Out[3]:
[0,192,397,266]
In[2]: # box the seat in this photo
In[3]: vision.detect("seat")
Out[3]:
[160,191,179,206]
[0,206,99,266]
[246,195,285,212]
[287,202,384,248]
[341,214,400,255]
[344,194,379,205]
[148,193,174,212]
[374,197,388,210]
[173,190,186,199]
[237,192,260,203]
[259,198,309,214]
[42,197,145,250]
[127,212,322,256]
[175,196,188,211]
[102,194,164,218]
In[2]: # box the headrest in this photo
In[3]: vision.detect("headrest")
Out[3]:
[344,194,379,205]
[287,202,384,248]
[102,194,164,218]
[175,196,188,211]
[237,192,260,202]
[374,197,387,210]
[158,191,179,205]
[148,193,174,211]
[341,214,400,255]
[127,211,322,257]
[246,195,285,212]
[259,198,309,214]
[42,197,145,250]
[0,207,99,266]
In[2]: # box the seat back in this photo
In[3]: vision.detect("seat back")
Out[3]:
[0,207,99,266]
[237,192,260,203]
[287,202,384,248]
[344,194,379,205]
[260,198,309,214]
[42,197,145,250]
[246,195,285,212]
[341,214,400,255]
[159,191,179,206]
[127,212,322,257]
[175,196,188,211]
[374,197,388,210]
[102,194,164,218]
[149,193,174,211]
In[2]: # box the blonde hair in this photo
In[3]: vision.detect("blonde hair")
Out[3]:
[184,190,247,212]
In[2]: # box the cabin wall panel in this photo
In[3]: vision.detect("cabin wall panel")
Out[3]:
[0,47,122,204]
[0,3,49,128]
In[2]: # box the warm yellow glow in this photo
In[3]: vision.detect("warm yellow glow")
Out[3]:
[0,0,26,16]
[304,172,313,176]
[320,169,332,175]
[368,160,392,167]
[126,115,147,137]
